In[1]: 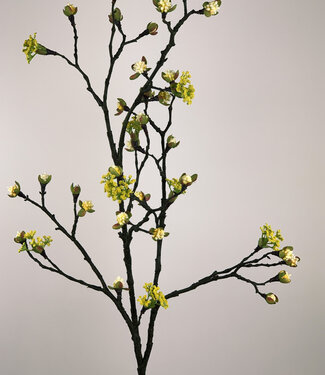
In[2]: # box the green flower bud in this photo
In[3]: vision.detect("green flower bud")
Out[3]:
[109,8,123,23]
[167,135,180,149]
[70,183,81,196]
[113,276,124,289]
[147,22,158,35]
[63,4,78,17]
[109,166,123,177]
[265,293,279,305]
[14,231,26,244]
[38,173,52,186]
[278,270,291,283]
[115,98,127,116]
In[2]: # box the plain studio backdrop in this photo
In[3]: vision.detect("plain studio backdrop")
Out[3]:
[1,0,324,374]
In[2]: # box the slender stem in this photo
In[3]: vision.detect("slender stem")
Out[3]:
[71,198,79,237]
[27,251,103,292]
[69,15,79,66]
[23,194,110,293]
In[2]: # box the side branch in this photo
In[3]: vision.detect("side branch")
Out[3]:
[27,251,103,292]
[23,195,110,294]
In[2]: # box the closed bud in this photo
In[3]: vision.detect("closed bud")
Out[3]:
[278,270,291,283]
[63,4,78,17]
[180,173,192,186]
[109,165,123,177]
[147,22,158,35]
[112,276,124,289]
[167,134,180,149]
[265,293,279,305]
[70,183,81,196]
[109,8,123,23]
[14,231,26,244]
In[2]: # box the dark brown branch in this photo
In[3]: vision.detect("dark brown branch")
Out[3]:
[27,251,103,292]
[22,194,110,294]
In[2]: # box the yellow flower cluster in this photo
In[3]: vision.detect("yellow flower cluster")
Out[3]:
[30,235,53,250]
[16,230,53,254]
[23,33,38,63]
[259,223,283,251]
[22,33,47,64]
[176,71,195,105]
[137,282,169,309]
[101,171,135,204]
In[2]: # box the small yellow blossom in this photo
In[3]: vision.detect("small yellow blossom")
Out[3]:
[116,212,129,226]
[133,60,147,74]
[203,1,220,17]
[152,228,167,241]
[158,0,172,13]
[8,182,20,198]
[138,282,169,309]
[82,201,94,212]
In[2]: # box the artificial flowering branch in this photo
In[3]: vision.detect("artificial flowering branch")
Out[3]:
[9,1,301,374]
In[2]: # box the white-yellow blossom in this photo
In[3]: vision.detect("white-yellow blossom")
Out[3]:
[158,0,172,13]
[116,212,129,226]
[133,61,147,74]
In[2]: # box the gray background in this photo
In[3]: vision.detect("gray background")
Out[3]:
[1,0,324,374]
